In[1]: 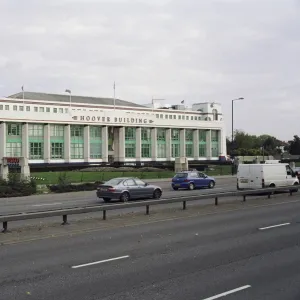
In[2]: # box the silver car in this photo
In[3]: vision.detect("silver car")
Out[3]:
[96,177,163,203]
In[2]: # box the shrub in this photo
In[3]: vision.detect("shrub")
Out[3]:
[47,181,103,193]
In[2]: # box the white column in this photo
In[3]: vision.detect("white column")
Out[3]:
[180,129,185,157]
[102,126,108,162]
[84,125,90,162]
[136,127,142,161]
[220,129,227,156]
[64,125,71,162]
[119,127,125,162]
[206,129,212,159]
[0,122,6,160]
[44,124,51,163]
[22,123,29,160]
[166,128,172,160]
[193,129,199,160]
[151,128,157,161]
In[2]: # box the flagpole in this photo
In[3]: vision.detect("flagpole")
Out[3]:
[21,86,24,103]
[113,82,116,111]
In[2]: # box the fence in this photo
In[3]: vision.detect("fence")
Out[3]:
[1,185,298,233]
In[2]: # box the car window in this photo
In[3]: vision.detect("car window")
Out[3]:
[105,178,123,186]
[198,172,206,178]
[134,178,146,185]
[189,172,199,178]
[125,179,137,186]
[174,173,188,178]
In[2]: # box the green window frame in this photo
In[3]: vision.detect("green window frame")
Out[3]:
[50,125,64,137]
[29,124,44,137]
[125,127,136,141]
[29,142,43,159]
[7,123,22,136]
[71,143,84,159]
[157,144,166,158]
[185,144,193,157]
[71,125,84,138]
[90,143,102,159]
[6,142,22,157]
[51,142,64,159]
[171,143,180,158]
[125,143,136,158]
[141,144,151,158]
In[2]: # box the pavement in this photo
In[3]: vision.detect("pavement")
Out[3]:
[1,193,300,299]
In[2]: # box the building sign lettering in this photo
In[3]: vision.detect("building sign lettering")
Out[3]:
[72,115,154,124]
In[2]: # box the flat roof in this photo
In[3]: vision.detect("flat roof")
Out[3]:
[8,92,146,108]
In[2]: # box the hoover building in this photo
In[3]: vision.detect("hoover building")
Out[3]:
[0,92,227,172]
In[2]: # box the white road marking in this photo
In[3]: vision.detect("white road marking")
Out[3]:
[32,203,62,207]
[202,285,251,300]
[71,255,130,269]
[259,223,291,230]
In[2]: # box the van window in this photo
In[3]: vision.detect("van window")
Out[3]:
[286,165,292,176]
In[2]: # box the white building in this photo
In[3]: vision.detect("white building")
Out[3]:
[0,92,227,170]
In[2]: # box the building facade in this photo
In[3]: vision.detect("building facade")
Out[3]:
[0,92,227,168]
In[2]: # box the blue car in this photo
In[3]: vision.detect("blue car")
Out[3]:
[171,171,215,190]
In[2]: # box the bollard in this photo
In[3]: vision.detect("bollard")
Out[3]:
[183,201,187,210]
[289,190,293,196]
[103,210,106,220]
[61,215,69,225]
[243,195,246,202]
[215,197,218,206]
[268,193,271,199]
[2,221,8,233]
[146,205,150,215]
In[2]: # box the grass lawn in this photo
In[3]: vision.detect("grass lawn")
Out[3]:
[31,165,232,185]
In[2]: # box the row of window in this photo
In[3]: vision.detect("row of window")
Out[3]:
[0,104,69,114]
[155,109,219,121]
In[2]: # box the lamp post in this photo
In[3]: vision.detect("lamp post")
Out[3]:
[231,97,244,175]
[65,89,72,107]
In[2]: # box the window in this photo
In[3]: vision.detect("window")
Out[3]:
[185,130,193,141]
[50,125,64,137]
[189,172,199,178]
[6,142,22,157]
[165,115,168,119]
[53,108,57,113]
[0,105,3,110]
[39,107,44,112]
[13,105,17,111]
[171,129,180,141]
[90,143,102,159]
[125,143,135,158]
[26,106,30,111]
[7,123,21,136]
[5,105,9,110]
[124,179,136,186]
[59,108,63,113]
[182,115,185,120]
[141,144,151,158]
[199,144,206,157]
[169,115,172,119]
[172,144,180,158]
[186,116,189,120]
[199,130,207,142]
[90,126,101,138]
[141,128,151,141]
[125,127,135,140]
[71,143,84,159]
[71,125,83,137]
[186,144,193,157]
[157,129,166,141]
[157,144,166,158]
[134,178,146,186]
[65,108,68,113]
[30,142,43,159]
[160,114,163,118]
[46,107,50,112]
[212,109,218,121]
[29,124,44,137]
[19,106,24,111]
[51,142,64,159]
[156,114,159,118]
[191,116,193,120]
[34,107,38,112]
[211,130,219,142]
[178,115,181,120]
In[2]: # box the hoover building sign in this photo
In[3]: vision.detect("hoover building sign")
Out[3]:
[72,115,154,124]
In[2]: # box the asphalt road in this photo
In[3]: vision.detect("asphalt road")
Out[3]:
[1,194,300,299]
[0,177,236,215]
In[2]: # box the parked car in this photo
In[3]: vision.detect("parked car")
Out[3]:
[171,171,215,190]
[292,167,300,180]
[96,177,163,203]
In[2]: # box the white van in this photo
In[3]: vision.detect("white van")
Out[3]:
[237,163,299,190]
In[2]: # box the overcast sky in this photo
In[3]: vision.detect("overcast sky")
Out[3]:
[1,0,299,141]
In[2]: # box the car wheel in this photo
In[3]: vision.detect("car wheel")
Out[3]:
[291,182,299,193]
[103,197,111,203]
[208,181,215,189]
[120,192,130,202]
[188,183,195,190]
[172,187,178,190]
[153,189,162,199]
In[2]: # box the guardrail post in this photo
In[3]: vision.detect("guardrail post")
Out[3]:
[268,192,271,199]
[61,215,69,225]
[2,222,8,233]
[243,195,246,202]
[103,210,106,220]
[215,197,218,206]
[183,201,187,210]
[289,189,293,196]
[146,205,150,215]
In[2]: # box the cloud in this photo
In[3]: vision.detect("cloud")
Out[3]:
[0,0,300,140]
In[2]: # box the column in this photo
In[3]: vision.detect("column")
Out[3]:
[180,129,186,157]
[102,126,108,162]
[193,129,199,160]
[166,128,172,160]
[22,123,29,159]
[84,125,90,162]
[118,127,125,162]
[220,129,226,156]
[136,127,142,161]
[206,129,212,159]
[151,128,157,161]
[44,124,51,163]
[0,122,8,180]
[64,125,71,162]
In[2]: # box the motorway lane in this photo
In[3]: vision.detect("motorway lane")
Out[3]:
[0,177,236,215]
[1,197,300,299]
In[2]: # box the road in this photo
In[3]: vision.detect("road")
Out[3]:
[1,194,300,299]
[0,177,236,215]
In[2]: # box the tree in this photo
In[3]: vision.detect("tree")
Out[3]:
[287,135,300,155]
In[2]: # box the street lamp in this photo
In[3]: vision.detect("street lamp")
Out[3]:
[231,97,244,174]
[65,89,72,107]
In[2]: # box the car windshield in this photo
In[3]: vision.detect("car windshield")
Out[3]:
[174,173,188,178]
[104,178,123,186]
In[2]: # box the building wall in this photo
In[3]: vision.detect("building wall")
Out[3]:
[0,97,227,165]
